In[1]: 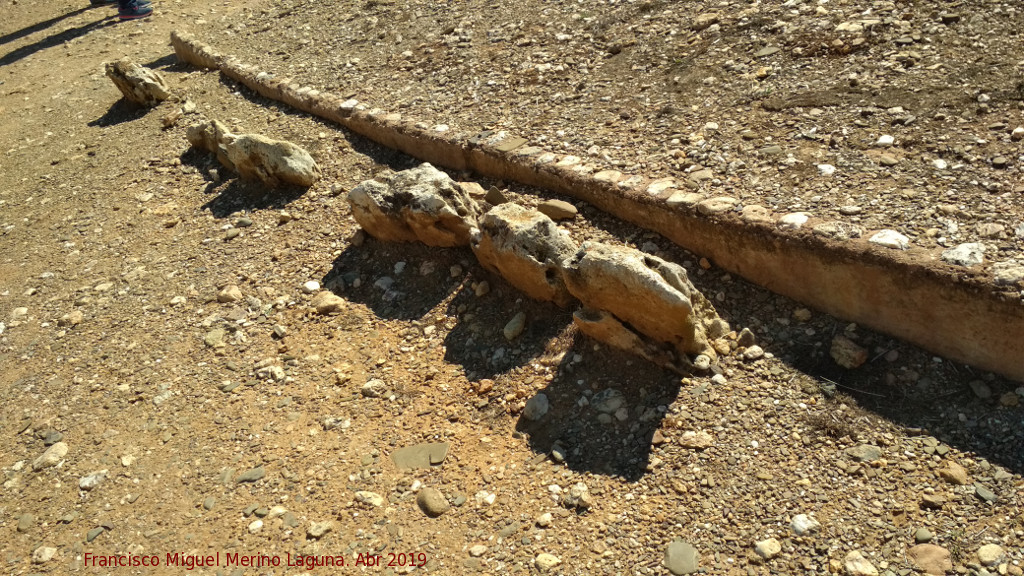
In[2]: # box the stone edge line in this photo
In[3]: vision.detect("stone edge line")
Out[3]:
[170,30,1024,383]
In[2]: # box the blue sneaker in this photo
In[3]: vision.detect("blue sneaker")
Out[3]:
[119,0,153,20]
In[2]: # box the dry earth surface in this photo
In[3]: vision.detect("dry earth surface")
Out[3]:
[1,1,1023,576]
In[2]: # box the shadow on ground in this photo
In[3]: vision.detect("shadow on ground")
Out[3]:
[0,11,113,68]
[175,148,308,217]
[88,98,151,128]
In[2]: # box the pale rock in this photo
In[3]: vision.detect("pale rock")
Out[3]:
[301,280,320,294]
[503,311,527,340]
[869,229,909,250]
[311,291,344,314]
[696,196,738,215]
[754,538,782,559]
[844,551,879,576]
[679,431,713,450]
[248,519,263,533]
[813,221,863,240]
[104,58,176,106]
[778,212,809,230]
[740,204,773,223]
[523,393,549,421]
[57,310,84,327]
[217,285,243,303]
[817,164,836,176]
[932,158,948,170]
[743,345,764,361]
[665,541,699,575]
[348,163,480,246]
[307,521,335,539]
[666,192,704,208]
[535,553,561,572]
[561,482,592,509]
[32,442,68,470]
[977,544,1004,566]
[469,545,488,557]
[470,203,577,306]
[32,546,57,564]
[354,491,385,507]
[78,470,107,491]
[791,514,821,536]
[941,243,984,267]
[876,135,894,147]
[991,261,1024,286]
[937,461,970,485]
[562,242,718,357]
[188,119,320,187]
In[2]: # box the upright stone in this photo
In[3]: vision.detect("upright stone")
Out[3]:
[348,163,480,246]
[470,204,577,306]
[562,242,718,357]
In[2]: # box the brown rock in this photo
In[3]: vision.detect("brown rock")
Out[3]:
[537,199,578,221]
[920,494,945,510]
[937,461,970,485]
[830,335,867,369]
[908,544,952,575]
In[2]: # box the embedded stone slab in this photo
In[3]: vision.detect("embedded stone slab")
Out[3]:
[348,163,480,247]
[170,30,1024,382]
[470,204,577,306]
[562,242,718,358]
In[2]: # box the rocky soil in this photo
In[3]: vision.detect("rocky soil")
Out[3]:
[1,1,1022,576]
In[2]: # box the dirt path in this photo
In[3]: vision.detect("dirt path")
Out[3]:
[1,2,1022,575]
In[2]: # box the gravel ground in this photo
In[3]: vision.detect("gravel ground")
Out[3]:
[0,1,1022,575]
[201,0,1024,273]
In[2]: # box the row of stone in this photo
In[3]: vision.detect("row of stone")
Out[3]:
[347,163,721,370]
[168,30,1024,382]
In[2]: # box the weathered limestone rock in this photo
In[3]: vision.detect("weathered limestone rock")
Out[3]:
[573,308,690,373]
[470,204,576,306]
[348,163,480,247]
[187,119,321,187]
[104,58,176,106]
[562,242,717,357]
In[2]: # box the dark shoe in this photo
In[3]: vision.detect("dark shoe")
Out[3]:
[90,0,117,5]
[118,0,153,19]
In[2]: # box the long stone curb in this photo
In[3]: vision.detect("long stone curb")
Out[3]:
[170,31,1024,382]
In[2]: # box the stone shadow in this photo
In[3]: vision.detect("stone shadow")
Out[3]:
[514,329,680,482]
[87,98,151,128]
[176,147,308,218]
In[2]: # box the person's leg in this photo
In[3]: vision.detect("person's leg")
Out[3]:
[118,0,153,19]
